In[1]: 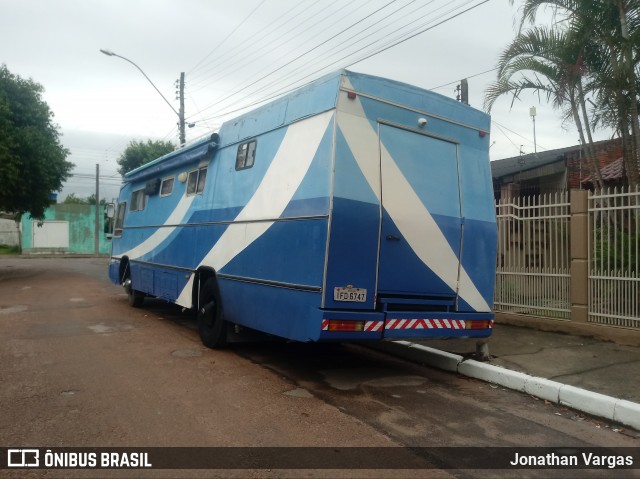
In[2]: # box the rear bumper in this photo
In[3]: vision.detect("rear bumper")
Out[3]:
[318,310,493,340]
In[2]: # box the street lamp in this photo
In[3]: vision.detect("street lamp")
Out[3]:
[100,49,185,145]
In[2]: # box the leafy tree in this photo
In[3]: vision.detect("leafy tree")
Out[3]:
[484,26,605,188]
[488,0,640,187]
[0,64,73,219]
[117,139,175,176]
[62,193,106,205]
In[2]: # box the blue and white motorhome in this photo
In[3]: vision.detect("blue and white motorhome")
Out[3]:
[108,70,497,348]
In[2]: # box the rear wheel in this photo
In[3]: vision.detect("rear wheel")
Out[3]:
[197,278,227,348]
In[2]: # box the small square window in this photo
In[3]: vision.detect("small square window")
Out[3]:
[186,167,207,196]
[186,170,198,195]
[160,177,175,197]
[236,140,257,170]
[130,189,146,212]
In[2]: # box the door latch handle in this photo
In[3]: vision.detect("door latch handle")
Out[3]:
[386,234,401,241]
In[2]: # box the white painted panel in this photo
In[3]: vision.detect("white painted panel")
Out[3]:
[32,221,69,248]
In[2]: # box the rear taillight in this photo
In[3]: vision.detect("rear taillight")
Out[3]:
[465,320,492,330]
[328,320,365,332]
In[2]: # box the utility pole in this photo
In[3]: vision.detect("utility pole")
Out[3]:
[178,72,186,146]
[94,163,100,256]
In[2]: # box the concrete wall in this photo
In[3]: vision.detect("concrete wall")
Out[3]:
[21,204,111,255]
[0,218,20,246]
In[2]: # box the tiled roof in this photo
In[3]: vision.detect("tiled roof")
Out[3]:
[491,139,621,179]
[582,157,624,184]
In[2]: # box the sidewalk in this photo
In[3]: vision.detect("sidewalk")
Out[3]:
[371,323,640,431]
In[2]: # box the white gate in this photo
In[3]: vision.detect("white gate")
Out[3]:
[494,192,571,319]
[589,187,640,328]
[32,221,69,249]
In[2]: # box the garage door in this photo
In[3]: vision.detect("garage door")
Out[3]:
[32,221,69,249]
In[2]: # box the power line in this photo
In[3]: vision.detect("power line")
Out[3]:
[493,119,548,151]
[193,0,490,125]
[245,0,431,98]
[188,0,317,89]
[187,0,404,120]
[187,0,269,76]
[428,67,498,91]
[189,0,349,93]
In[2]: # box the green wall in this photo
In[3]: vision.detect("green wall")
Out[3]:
[21,204,112,255]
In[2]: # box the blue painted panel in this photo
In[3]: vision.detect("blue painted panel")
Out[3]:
[378,210,456,297]
[221,218,328,287]
[380,124,460,219]
[108,259,120,285]
[324,129,380,309]
[332,130,379,204]
[218,73,341,143]
[458,143,495,222]
[286,122,334,204]
[210,128,288,213]
[217,278,323,342]
[324,197,380,310]
[140,223,226,270]
[346,71,490,133]
[458,219,498,311]
[378,124,461,296]
[383,328,492,339]
[156,271,178,300]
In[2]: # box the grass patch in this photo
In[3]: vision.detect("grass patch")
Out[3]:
[0,245,20,255]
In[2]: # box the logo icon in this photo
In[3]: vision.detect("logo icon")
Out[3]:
[7,449,39,467]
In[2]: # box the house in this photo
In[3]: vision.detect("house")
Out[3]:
[491,138,624,199]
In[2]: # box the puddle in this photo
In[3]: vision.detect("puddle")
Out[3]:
[171,348,202,358]
[319,368,427,391]
[283,387,313,398]
[0,305,28,315]
[87,323,133,334]
[88,324,116,334]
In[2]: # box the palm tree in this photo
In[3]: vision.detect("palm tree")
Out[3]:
[515,0,640,187]
[484,25,605,188]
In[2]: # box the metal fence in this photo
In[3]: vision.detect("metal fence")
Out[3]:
[494,192,571,319]
[589,187,640,328]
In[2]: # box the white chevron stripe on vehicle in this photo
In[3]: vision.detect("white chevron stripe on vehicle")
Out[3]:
[175,110,334,308]
[337,78,490,313]
[119,195,195,260]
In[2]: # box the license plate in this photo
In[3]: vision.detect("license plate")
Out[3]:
[334,287,367,302]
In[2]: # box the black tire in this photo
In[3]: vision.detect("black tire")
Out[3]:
[197,278,227,348]
[127,287,145,307]
[123,276,144,308]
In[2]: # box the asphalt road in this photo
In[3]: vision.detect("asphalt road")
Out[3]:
[1,257,638,479]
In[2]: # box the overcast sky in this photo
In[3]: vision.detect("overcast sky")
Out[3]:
[1,0,613,201]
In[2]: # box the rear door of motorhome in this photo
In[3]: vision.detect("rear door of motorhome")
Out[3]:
[377,123,462,305]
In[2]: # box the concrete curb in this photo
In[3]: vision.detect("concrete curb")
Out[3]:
[370,340,640,432]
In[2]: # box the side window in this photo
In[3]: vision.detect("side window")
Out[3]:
[235,140,257,170]
[130,189,146,212]
[186,167,207,195]
[160,177,175,197]
[114,202,127,237]
[196,168,207,194]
